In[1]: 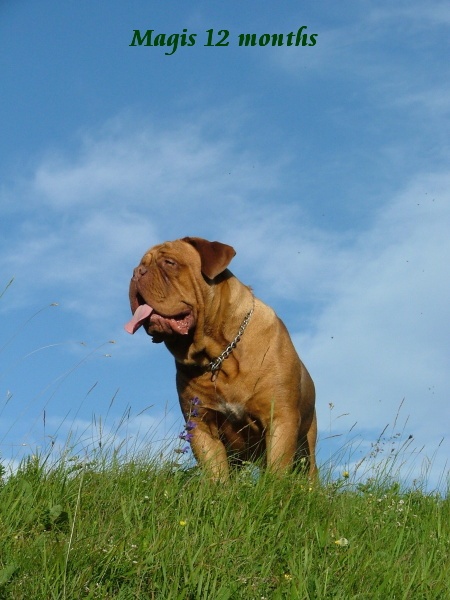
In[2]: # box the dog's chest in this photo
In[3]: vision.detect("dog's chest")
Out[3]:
[215,397,247,422]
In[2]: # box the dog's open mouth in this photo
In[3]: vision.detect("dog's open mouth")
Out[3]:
[124,302,194,336]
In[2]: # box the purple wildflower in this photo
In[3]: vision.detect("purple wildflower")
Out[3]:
[176,413,198,452]
[179,431,194,442]
[190,397,201,417]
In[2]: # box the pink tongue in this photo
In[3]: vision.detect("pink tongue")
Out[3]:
[124,304,153,334]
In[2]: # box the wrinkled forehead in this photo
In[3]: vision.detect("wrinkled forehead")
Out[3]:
[140,239,199,264]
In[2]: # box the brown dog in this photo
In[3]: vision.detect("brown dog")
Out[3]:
[125,237,317,481]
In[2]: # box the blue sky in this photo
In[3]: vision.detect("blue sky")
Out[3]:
[1,0,449,488]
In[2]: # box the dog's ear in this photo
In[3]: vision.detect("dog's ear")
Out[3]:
[182,237,236,279]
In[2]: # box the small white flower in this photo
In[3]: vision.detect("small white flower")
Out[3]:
[335,537,349,547]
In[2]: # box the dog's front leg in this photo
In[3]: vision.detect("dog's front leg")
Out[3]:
[190,426,230,482]
[265,418,299,474]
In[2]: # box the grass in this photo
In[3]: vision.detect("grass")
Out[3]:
[0,448,449,600]
[1,281,449,598]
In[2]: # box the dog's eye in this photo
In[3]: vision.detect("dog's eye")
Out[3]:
[164,258,177,267]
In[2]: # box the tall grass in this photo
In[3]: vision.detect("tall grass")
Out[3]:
[0,446,449,599]
[1,283,449,598]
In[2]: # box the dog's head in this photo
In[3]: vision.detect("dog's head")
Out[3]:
[124,237,236,341]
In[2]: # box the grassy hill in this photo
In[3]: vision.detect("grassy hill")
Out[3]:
[0,450,449,599]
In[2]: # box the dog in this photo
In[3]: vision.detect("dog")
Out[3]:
[124,237,317,481]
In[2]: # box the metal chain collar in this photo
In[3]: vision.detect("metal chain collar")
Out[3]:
[207,298,255,377]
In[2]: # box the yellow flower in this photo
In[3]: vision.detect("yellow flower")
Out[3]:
[179,520,187,526]
[342,471,349,478]
[283,574,293,581]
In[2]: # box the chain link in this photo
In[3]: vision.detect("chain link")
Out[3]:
[207,299,254,376]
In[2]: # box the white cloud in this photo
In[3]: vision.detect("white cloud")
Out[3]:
[369,2,450,27]
[290,172,450,486]
[0,111,282,326]
[269,1,450,131]
[31,112,281,212]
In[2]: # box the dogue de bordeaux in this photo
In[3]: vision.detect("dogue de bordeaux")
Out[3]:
[124,237,317,481]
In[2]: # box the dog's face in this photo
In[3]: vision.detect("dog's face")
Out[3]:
[125,240,198,339]
[124,237,235,340]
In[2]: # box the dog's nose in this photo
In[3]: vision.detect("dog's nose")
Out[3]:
[138,265,147,276]
[133,265,148,280]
